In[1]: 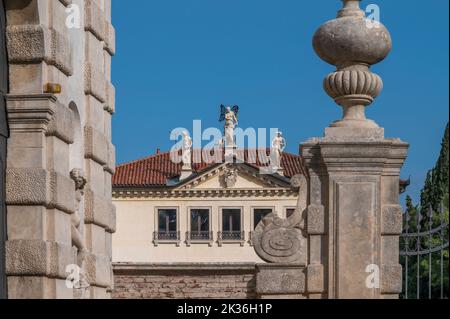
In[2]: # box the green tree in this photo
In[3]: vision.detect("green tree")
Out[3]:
[421,123,449,212]
[402,123,449,299]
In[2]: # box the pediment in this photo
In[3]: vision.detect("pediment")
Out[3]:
[175,163,292,191]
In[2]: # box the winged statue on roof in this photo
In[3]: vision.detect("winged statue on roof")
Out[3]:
[219,105,239,148]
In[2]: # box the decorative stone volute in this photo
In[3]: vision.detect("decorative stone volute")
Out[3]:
[313,0,392,133]
[253,175,307,264]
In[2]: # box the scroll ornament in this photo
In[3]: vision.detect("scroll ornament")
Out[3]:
[253,174,307,263]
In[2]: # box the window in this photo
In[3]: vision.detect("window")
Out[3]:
[286,208,296,218]
[221,208,243,240]
[189,209,211,240]
[156,208,178,240]
[253,208,273,229]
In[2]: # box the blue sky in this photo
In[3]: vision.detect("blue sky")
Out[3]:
[111,0,449,204]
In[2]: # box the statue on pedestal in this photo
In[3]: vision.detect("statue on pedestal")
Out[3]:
[271,132,286,174]
[181,131,192,168]
[219,105,239,148]
[69,168,90,297]
[180,131,193,180]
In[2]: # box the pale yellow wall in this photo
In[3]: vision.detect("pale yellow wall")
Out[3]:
[112,195,298,263]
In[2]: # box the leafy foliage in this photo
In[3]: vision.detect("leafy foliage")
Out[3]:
[400,123,449,299]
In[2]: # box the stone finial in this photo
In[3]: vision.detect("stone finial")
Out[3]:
[313,0,392,137]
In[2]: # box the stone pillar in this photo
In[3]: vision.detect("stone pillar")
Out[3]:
[83,0,116,299]
[301,0,408,299]
[4,0,115,299]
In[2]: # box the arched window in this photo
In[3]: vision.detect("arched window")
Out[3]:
[69,101,83,171]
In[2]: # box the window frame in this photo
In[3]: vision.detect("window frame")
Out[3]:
[186,206,213,246]
[153,207,180,246]
[218,206,245,246]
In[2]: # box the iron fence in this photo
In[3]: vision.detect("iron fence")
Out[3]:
[400,203,449,299]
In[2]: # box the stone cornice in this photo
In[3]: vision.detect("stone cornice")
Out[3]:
[113,187,298,199]
[301,137,409,174]
[6,94,57,132]
[178,162,292,191]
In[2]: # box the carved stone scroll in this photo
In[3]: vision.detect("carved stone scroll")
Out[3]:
[253,174,307,264]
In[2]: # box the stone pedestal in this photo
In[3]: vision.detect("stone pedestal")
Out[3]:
[180,166,193,180]
[225,145,236,162]
[256,264,306,299]
[301,135,408,299]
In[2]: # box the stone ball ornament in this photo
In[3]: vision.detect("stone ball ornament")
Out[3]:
[313,9,392,68]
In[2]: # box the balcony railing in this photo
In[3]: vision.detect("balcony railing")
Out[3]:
[187,231,213,241]
[153,231,180,246]
[186,231,213,246]
[218,231,245,246]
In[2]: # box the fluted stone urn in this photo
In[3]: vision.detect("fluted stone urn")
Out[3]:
[313,0,392,139]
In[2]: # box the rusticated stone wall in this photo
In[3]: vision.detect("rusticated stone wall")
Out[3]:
[4,0,115,299]
[113,263,257,299]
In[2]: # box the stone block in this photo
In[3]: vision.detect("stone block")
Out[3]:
[105,142,116,174]
[256,264,306,297]
[85,95,105,132]
[307,264,325,293]
[381,264,402,294]
[104,21,116,55]
[46,136,71,174]
[46,102,75,144]
[7,25,73,76]
[6,168,47,206]
[85,224,106,255]
[48,171,76,214]
[6,168,76,214]
[84,126,108,165]
[85,32,104,70]
[381,205,403,235]
[84,189,111,229]
[6,240,73,279]
[307,204,325,235]
[84,253,112,288]
[84,63,106,103]
[7,206,46,241]
[104,81,115,114]
[85,0,106,41]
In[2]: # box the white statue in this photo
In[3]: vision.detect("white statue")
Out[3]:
[219,105,239,148]
[271,132,286,171]
[181,131,192,168]
[70,169,88,259]
[69,169,90,296]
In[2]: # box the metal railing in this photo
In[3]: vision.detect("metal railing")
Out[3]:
[153,231,180,241]
[186,231,213,241]
[400,203,449,299]
[218,231,245,241]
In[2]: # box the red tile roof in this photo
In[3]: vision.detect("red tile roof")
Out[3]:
[112,149,307,188]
